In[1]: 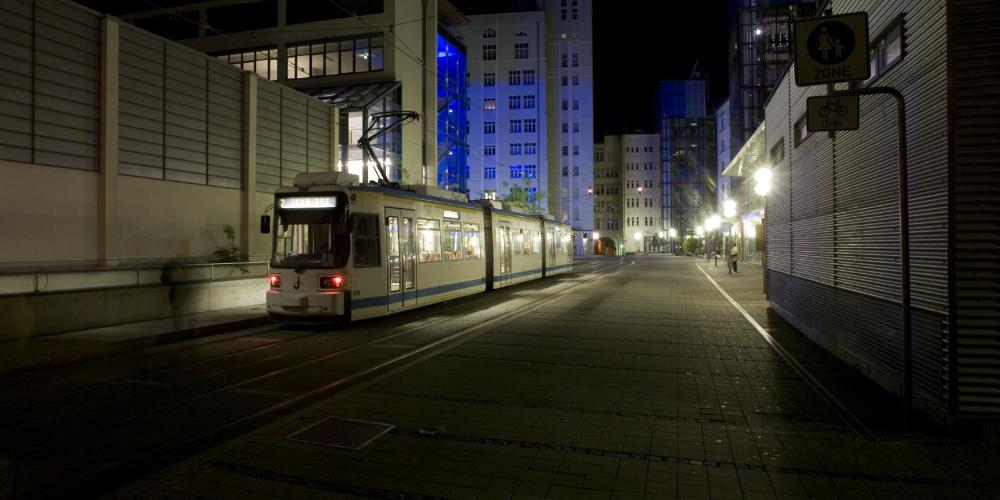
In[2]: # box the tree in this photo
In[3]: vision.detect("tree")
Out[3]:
[501,177,546,214]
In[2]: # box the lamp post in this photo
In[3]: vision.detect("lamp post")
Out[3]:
[753,167,772,293]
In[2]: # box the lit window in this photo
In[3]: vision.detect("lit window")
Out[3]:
[793,115,810,147]
[483,98,496,110]
[510,165,523,178]
[284,34,384,80]
[865,17,905,86]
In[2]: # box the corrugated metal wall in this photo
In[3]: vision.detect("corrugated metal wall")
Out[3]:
[256,80,332,193]
[0,0,100,170]
[949,0,1000,416]
[766,0,952,419]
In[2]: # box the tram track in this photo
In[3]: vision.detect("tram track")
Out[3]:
[2,257,631,499]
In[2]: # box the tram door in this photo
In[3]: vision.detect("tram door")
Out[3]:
[497,224,512,286]
[385,208,416,313]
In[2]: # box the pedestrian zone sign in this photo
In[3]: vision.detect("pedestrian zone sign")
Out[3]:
[795,13,870,86]
[807,95,859,131]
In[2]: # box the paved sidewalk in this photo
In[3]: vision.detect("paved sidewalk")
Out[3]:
[105,255,1000,500]
[0,305,269,376]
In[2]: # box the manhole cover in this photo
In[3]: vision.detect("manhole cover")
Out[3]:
[286,417,394,450]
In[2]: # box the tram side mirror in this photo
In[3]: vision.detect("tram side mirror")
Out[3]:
[260,215,271,234]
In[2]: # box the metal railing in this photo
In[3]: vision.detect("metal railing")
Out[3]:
[0,261,270,296]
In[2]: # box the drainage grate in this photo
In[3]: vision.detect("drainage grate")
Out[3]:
[286,417,394,450]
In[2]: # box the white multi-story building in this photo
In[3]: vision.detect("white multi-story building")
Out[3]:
[543,0,594,254]
[452,13,548,211]
[621,134,660,254]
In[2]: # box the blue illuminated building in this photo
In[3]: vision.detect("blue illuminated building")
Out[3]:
[437,31,468,193]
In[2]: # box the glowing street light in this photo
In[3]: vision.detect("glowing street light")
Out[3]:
[753,167,773,196]
[668,228,677,238]
[706,215,721,231]
[634,231,642,241]
[695,226,704,237]
[723,199,737,218]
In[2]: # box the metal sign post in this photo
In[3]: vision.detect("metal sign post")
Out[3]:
[795,13,912,428]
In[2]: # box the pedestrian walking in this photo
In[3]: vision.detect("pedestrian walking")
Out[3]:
[714,244,720,267]
[730,244,739,273]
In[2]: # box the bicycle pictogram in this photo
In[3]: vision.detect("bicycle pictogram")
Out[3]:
[819,99,848,118]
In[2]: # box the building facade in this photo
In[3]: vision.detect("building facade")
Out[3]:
[751,0,1000,431]
[657,79,716,241]
[84,0,453,189]
[622,134,662,254]
[543,0,594,255]
[451,12,548,209]
[592,136,622,255]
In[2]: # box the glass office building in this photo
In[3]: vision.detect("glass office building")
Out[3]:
[436,32,468,193]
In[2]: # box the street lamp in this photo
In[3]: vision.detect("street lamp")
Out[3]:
[753,167,773,292]
[723,199,737,218]
[633,230,642,254]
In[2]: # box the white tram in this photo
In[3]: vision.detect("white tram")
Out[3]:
[263,172,573,321]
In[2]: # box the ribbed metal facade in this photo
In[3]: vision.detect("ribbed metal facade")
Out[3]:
[949,0,1000,416]
[765,0,953,421]
[255,81,331,193]
[0,0,100,171]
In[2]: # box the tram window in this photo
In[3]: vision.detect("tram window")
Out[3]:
[417,219,441,262]
[442,221,463,260]
[463,223,481,259]
[352,213,380,267]
[530,230,541,255]
[272,209,350,268]
[513,230,524,255]
[548,230,556,259]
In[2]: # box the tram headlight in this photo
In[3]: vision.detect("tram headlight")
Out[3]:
[269,274,281,289]
[320,275,344,289]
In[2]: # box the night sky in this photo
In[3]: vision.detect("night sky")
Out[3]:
[592,2,729,138]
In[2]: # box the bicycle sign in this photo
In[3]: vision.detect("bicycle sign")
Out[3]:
[807,95,859,131]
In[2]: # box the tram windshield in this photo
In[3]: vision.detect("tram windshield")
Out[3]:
[272,204,349,269]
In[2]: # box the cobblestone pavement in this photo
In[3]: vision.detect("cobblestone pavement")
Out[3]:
[113,256,1000,500]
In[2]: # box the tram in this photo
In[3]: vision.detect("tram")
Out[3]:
[262,172,573,321]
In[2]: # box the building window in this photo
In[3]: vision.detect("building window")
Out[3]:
[514,43,529,59]
[573,145,579,156]
[483,28,496,39]
[572,100,579,110]
[510,120,522,133]
[573,75,579,86]
[572,8,578,19]
[509,70,521,85]
[561,100,568,110]
[562,146,568,156]
[561,9,566,20]
[561,122,568,133]
[217,47,279,80]
[770,138,785,163]
[572,53,579,67]
[484,145,496,156]
[285,34,384,79]
[865,17,904,86]
[561,75,568,86]
[510,165,523,178]
[483,44,496,60]
[525,165,537,178]
[525,119,536,133]
[793,115,810,147]
[525,142,537,155]
[483,72,495,86]
[561,53,568,68]
[483,98,496,110]
[524,95,536,109]
[573,122,579,133]
[524,70,535,85]
[485,166,496,179]
[509,95,521,109]
[484,121,496,134]
[510,143,522,155]
[573,166,579,176]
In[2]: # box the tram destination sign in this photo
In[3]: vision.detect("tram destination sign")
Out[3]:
[807,95,860,131]
[795,13,870,86]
